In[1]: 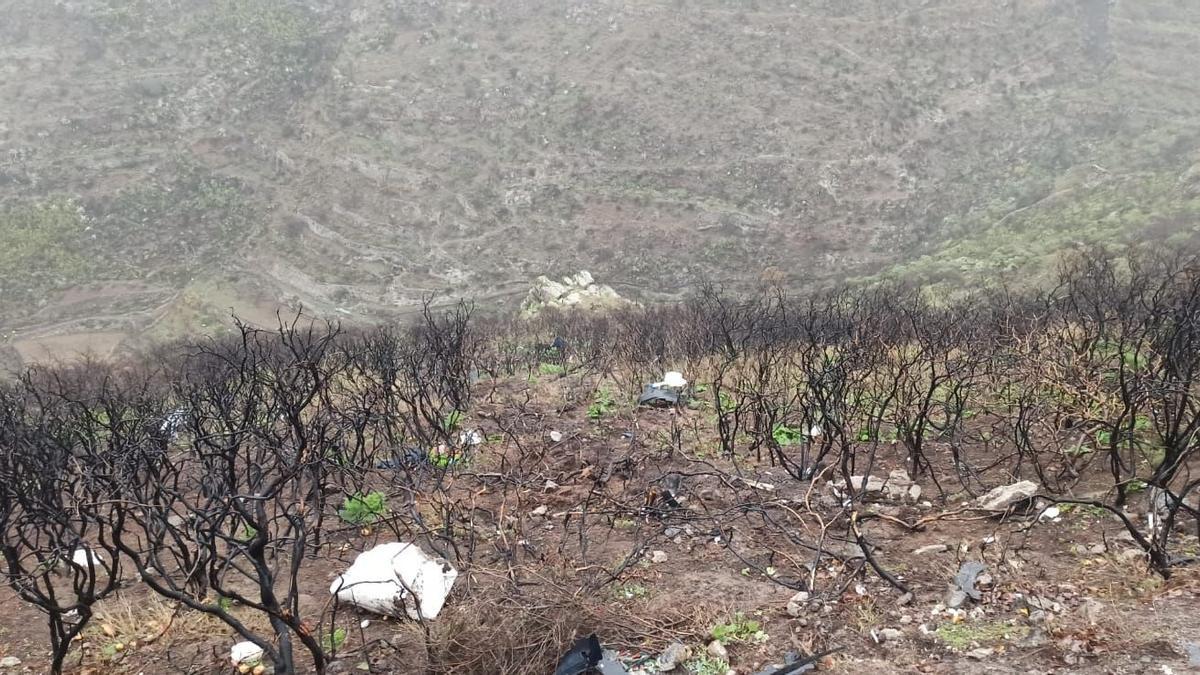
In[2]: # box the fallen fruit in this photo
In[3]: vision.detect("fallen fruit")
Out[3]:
[238,665,252,674]
[252,665,266,675]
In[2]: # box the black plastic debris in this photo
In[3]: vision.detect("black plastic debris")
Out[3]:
[376,447,427,470]
[638,384,680,408]
[554,634,630,675]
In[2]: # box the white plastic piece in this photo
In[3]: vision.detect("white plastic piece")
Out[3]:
[230,641,264,666]
[330,543,458,621]
[655,371,688,389]
[458,429,484,446]
[69,547,104,571]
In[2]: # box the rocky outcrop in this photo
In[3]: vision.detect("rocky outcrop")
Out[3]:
[520,271,626,315]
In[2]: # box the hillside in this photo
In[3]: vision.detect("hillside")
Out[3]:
[3,0,1200,366]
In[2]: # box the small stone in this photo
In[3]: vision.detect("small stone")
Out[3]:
[899,614,913,624]
[976,573,994,589]
[967,647,994,660]
[914,544,949,555]
[530,505,548,517]
[878,628,904,642]
[360,619,370,629]
[549,430,563,443]
[786,590,811,617]
[0,657,21,668]
[664,527,681,538]
[896,592,913,606]
[651,550,669,564]
[544,480,560,491]
[707,640,728,660]
[656,642,691,671]
[976,481,1039,511]
[907,484,922,502]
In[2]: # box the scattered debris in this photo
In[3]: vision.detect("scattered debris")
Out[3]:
[553,634,630,675]
[638,384,681,408]
[69,547,105,572]
[654,371,688,390]
[976,481,1039,511]
[736,477,777,492]
[230,641,264,667]
[330,542,458,621]
[1039,505,1062,522]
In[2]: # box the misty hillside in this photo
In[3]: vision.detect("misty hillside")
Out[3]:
[2,0,1200,366]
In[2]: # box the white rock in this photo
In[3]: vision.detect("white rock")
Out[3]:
[531,505,549,517]
[230,641,264,665]
[0,656,20,668]
[651,550,668,564]
[976,481,1039,511]
[549,430,564,443]
[330,543,458,621]
[913,544,948,555]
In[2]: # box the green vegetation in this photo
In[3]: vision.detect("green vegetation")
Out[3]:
[322,627,347,652]
[711,613,768,644]
[588,389,617,420]
[686,654,731,675]
[934,621,1028,650]
[338,491,387,525]
[0,198,92,308]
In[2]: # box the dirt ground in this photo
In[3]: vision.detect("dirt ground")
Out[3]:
[1,377,1199,674]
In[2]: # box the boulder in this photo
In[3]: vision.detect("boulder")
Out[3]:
[976,481,1039,511]
[330,543,458,621]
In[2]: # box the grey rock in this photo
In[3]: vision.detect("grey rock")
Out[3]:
[1187,642,1200,667]
[786,590,811,617]
[656,642,691,671]
[878,628,904,642]
[947,589,969,609]
[976,481,1039,511]
[707,640,729,660]
[651,550,669,564]
[953,561,988,600]
[896,592,913,606]
[664,527,681,538]
[966,648,994,659]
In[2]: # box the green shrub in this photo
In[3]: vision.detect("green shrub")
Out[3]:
[338,491,387,525]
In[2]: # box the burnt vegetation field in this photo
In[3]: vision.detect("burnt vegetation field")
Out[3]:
[2,246,1200,673]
